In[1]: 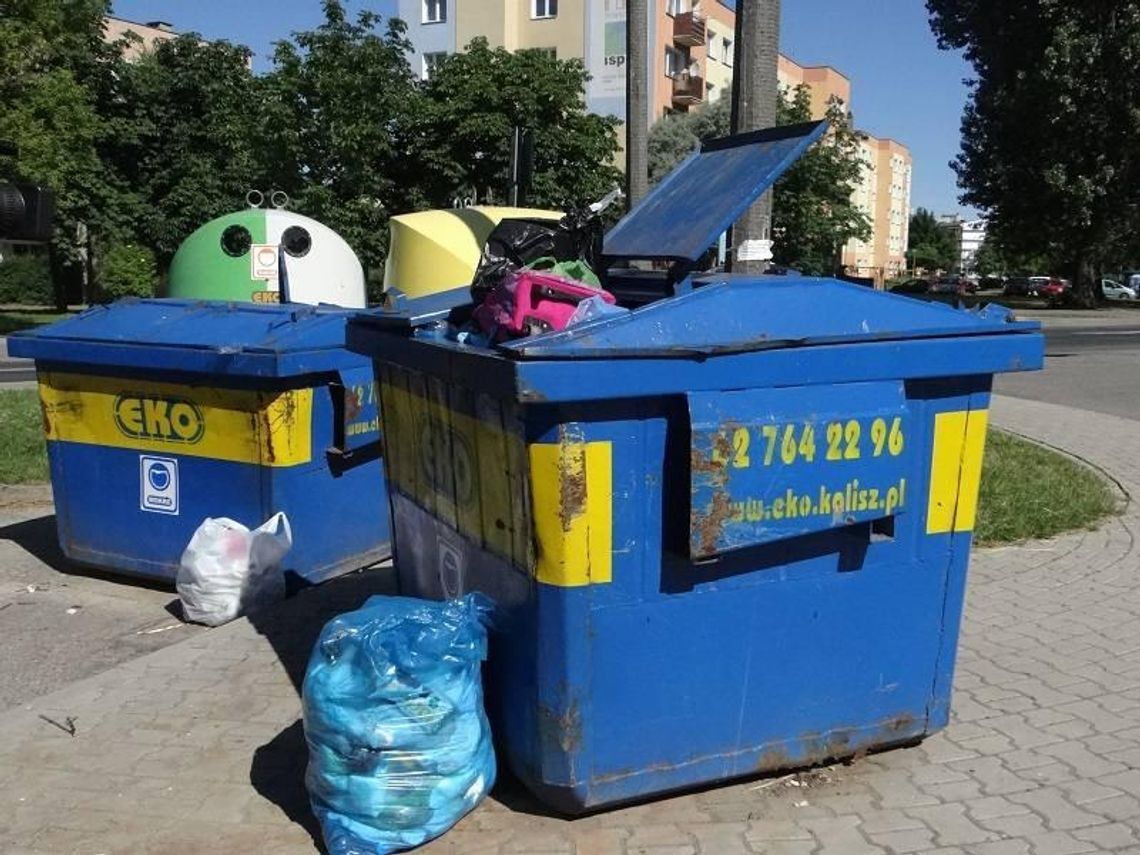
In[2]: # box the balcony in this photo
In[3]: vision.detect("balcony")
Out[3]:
[671,73,704,107]
[673,12,706,47]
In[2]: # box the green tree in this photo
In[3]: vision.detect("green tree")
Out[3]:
[646,86,869,274]
[98,242,158,300]
[971,238,1003,277]
[927,2,1140,303]
[422,39,623,211]
[258,1,430,278]
[907,208,958,272]
[107,36,262,270]
[0,0,128,302]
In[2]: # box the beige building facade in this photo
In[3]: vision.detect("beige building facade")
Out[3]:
[841,136,912,282]
[103,17,179,61]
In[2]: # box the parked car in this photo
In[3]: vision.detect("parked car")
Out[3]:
[931,275,975,295]
[1003,276,1033,296]
[1038,277,1071,299]
[1028,276,1053,296]
[1101,279,1138,301]
[891,278,931,295]
[979,276,1005,291]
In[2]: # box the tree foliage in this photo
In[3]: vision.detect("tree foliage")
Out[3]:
[109,36,261,267]
[0,0,124,271]
[98,243,158,300]
[907,208,959,272]
[927,2,1140,300]
[258,2,428,276]
[2,0,623,298]
[647,87,870,275]
[423,40,623,210]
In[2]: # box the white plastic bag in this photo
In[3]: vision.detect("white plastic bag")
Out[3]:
[176,512,292,626]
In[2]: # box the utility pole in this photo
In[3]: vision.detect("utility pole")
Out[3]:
[626,0,649,208]
[729,0,780,274]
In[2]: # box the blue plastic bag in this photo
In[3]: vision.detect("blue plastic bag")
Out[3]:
[302,594,496,855]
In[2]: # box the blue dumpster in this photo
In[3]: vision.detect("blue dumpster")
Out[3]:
[346,124,1046,812]
[9,299,390,584]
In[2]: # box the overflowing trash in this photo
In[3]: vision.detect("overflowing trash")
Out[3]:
[472,269,618,341]
[303,593,496,855]
[175,512,292,626]
[459,191,628,344]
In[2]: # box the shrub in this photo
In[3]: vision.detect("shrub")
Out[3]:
[0,255,54,305]
[98,243,158,301]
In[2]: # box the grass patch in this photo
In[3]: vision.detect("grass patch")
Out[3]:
[0,309,73,336]
[0,390,48,484]
[976,429,1119,545]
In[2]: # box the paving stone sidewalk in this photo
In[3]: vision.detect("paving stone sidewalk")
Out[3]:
[3,394,1140,855]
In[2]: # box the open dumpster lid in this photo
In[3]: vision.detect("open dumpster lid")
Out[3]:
[7,299,372,378]
[499,276,1042,360]
[603,120,828,264]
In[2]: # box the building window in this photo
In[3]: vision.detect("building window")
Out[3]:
[706,30,718,62]
[706,81,715,100]
[665,45,691,78]
[525,46,557,59]
[666,0,686,15]
[721,37,733,66]
[423,0,446,23]
[423,51,447,79]
[532,0,557,18]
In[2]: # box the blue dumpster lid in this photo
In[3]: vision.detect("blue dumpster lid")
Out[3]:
[499,276,1041,359]
[7,298,372,377]
[603,120,829,265]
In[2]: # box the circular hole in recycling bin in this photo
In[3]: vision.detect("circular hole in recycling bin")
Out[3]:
[281,225,311,258]
[220,224,252,257]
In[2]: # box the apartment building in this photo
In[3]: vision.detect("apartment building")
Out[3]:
[839,136,912,281]
[103,16,179,60]
[400,1,911,280]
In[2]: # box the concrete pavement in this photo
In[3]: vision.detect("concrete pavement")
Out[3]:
[2,393,1140,854]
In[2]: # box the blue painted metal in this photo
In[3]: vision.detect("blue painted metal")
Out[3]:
[603,121,828,264]
[500,276,1039,359]
[689,381,914,557]
[8,299,368,377]
[373,285,473,330]
[347,273,1045,812]
[11,299,392,584]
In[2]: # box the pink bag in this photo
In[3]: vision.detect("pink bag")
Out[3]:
[473,270,616,341]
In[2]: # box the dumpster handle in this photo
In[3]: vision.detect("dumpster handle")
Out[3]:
[326,381,383,471]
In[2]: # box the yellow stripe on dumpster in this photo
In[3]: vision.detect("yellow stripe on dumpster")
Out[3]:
[926,409,989,534]
[529,438,613,587]
[38,372,313,467]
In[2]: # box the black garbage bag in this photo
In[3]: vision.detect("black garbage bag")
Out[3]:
[470,208,603,302]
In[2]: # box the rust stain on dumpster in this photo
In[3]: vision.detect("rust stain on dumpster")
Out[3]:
[539,701,583,753]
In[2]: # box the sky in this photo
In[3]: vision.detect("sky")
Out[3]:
[110,0,977,217]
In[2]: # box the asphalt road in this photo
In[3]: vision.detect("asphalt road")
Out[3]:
[0,363,34,384]
[996,317,1140,422]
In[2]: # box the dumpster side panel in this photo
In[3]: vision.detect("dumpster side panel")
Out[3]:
[48,444,267,579]
[37,367,389,583]
[540,376,991,810]
[268,374,390,584]
[923,383,994,729]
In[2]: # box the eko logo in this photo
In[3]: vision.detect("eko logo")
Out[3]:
[114,394,204,444]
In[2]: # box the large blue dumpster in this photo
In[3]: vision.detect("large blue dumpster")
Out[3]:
[346,124,1046,812]
[9,299,390,584]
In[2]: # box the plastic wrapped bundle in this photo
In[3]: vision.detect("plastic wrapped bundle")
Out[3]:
[302,594,496,855]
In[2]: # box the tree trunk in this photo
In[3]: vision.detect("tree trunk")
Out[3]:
[1071,252,1097,309]
[729,0,780,274]
[625,0,649,209]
